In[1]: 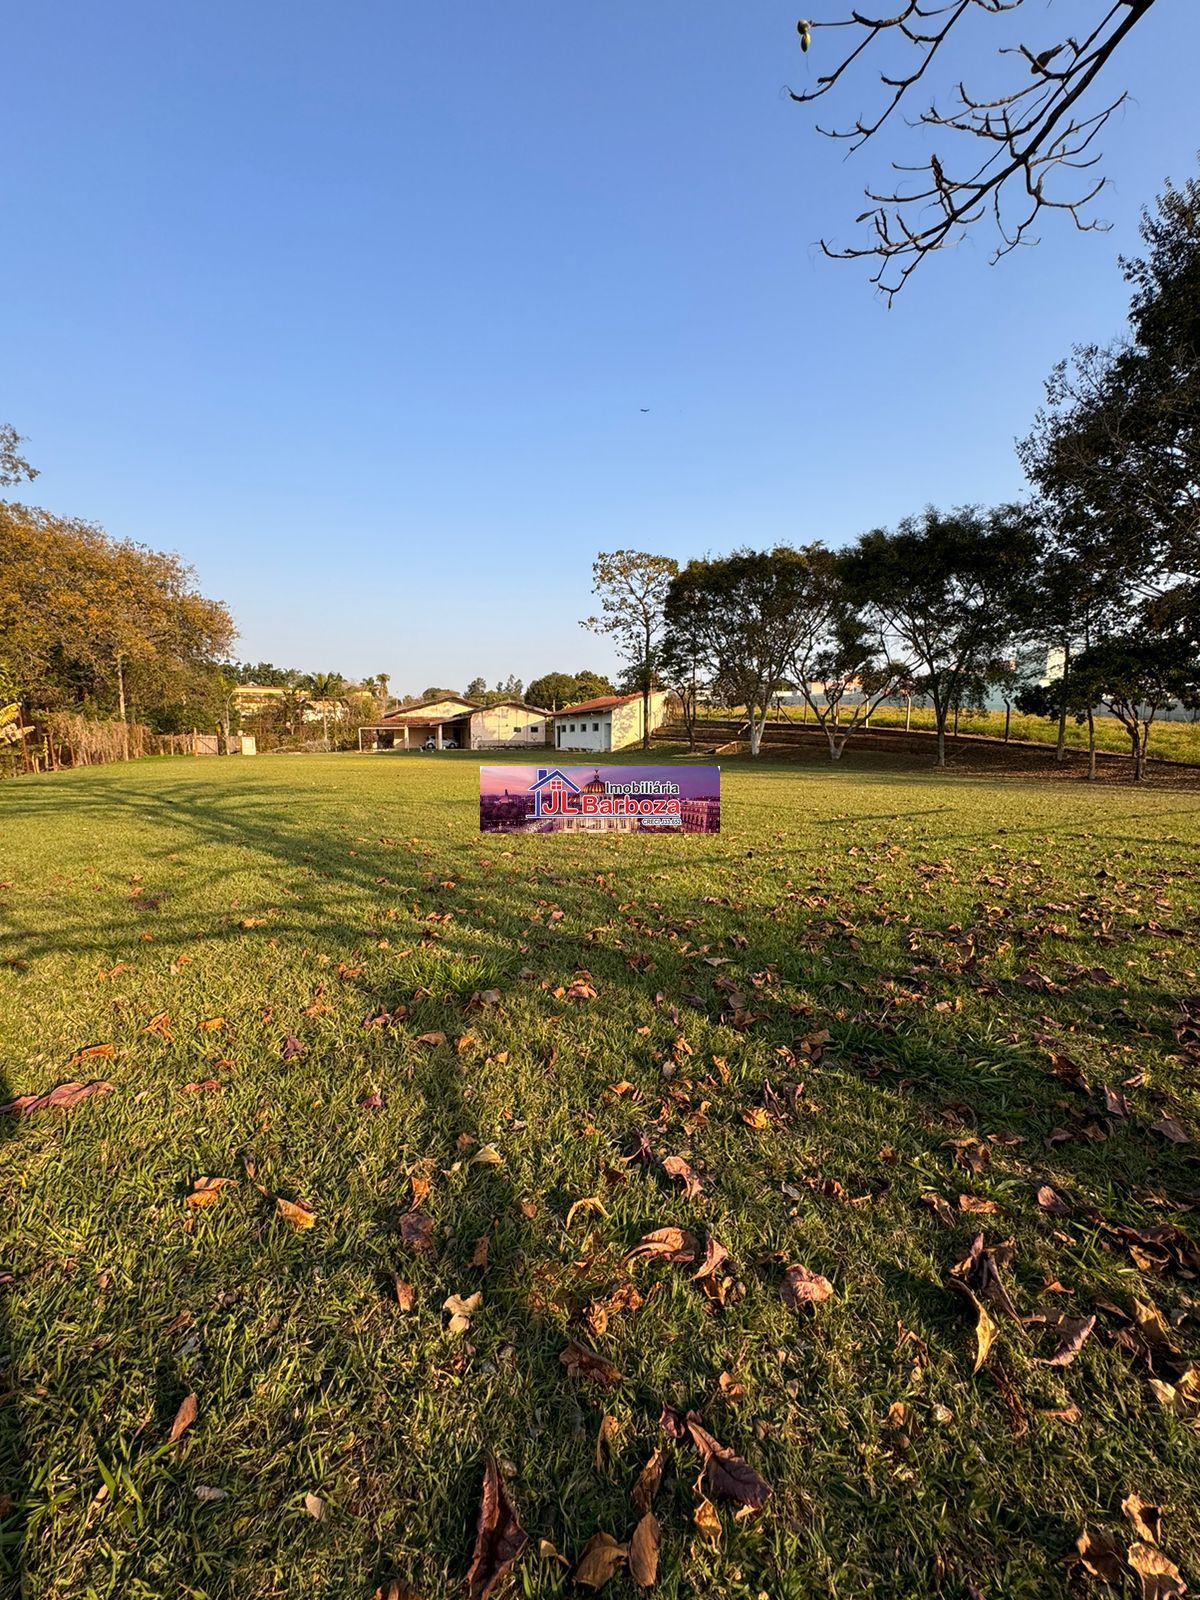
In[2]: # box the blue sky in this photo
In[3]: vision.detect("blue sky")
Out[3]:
[4,2,1195,691]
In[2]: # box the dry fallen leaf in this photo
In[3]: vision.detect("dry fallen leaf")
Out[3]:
[693,1497,722,1543]
[631,1449,664,1515]
[628,1513,661,1589]
[372,1582,426,1600]
[947,1279,996,1373]
[470,1145,504,1167]
[275,1196,316,1230]
[685,1415,772,1508]
[467,1456,527,1600]
[1076,1526,1124,1584]
[574,1532,627,1589]
[1127,1541,1185,1600]
[444,1292,482,1335]
[920,1192,957,1227]
[560,1339,624,1389]
[185,1176,238,1210]
[168,1392,198,1443]
[398,1210,437,1258]
[661,1154,702,1200]
[780,1263,834,1308]
[624,1227,699,1266]
[0,1079,115,1117]
[194,1484,227,1502]
[1039,1314,1096,1368]
[1122,1493,1163,1547]
[304,1491,326,1521]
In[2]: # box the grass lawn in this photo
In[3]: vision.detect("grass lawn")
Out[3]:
[2,751,1199,1600]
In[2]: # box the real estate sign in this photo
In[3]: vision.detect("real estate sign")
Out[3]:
[480,765,720,834]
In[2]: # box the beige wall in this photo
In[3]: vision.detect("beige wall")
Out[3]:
[410,698,474,722]
[471,703,549,748]
[610,692,667,750]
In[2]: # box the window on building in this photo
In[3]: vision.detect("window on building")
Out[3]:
[569,723,576,732]
[513,725,521,733]
[593,722,600,732]
[529,723,540,732]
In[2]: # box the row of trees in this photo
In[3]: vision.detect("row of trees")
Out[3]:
[584,173,1199,780]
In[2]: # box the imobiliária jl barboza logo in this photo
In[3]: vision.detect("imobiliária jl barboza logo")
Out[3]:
[479,766,721,834]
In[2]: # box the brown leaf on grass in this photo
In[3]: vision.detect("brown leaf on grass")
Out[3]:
[631,1449,664,1515]
[416,1031,447,1047]
[409,1172,432,1207]
[1132,1297,1176,1349]
[560,1340,624,1389]
[373,1582,426,1600]
[693,1497,722,1542]
[168,1391,198,1443]
[275,1196,316,1230]
[1150,1116,1190,1146]
[959,1195,1000,1215]
[690,1236,731,1282]
[1103,1085,1132,1117]
[1076,1527,1125,1584]
[624,1227,699,1266]
[71,1041,117,1063]
[594,1413,620,1470]
[185,1177,238,1209]
[1038,1314,1096,1368]
[781,1264,834,1308]
[537,1539,570,1567]
[1127,1542,1186,1600]
[947,1280,996,1373]
[469,1144,504,1167]
[740,1107,772,1130]
[467,1456,527,1600]
[1,1079,114,1117]
[1122,1494,1163,1547]
[399,1210,437,1258]
[661,1155,702,1201]
[145,1012,172,1040]
[1038,1403,1082,1425]
[471,1234,490,1269]
[628,1513,660,1589]
[444,1292,482,1335]
[394,1278,415,1312]
[304,1491,326,1520]
[198,1018,226,1033]
[183,1078,223,1094]
[574,1532,626,1588]
[685,1416,772,1508]
[280,1034,307,1062]
[1037,1184,1071,1216]
[920,1192,957,1227]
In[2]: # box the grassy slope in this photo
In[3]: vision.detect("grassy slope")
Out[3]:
[1,752,1199,1600]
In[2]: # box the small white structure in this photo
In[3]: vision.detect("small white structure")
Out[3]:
[550,692,668,753]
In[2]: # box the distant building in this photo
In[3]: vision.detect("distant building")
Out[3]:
[549,691,668,753]
[358,695,550,751]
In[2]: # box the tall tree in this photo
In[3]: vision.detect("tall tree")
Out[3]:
[664,547,823,757]
[583,551,679,748]
[465,676,488,699]
[1071,635,1199,780]
[303,671,345,747]
[841,505,1044,766]
[789,1,1160,299]
[1019,171,1200,634]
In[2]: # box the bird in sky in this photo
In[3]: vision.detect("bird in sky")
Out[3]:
[639,407,650,413]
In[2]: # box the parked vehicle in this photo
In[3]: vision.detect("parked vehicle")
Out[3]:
[422,738,458,750]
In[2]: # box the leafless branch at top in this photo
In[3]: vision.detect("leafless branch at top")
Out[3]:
[788,0,1158,300]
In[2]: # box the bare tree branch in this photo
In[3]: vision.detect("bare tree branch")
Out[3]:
[789,0,1158,300]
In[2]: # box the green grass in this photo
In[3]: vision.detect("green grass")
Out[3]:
[2,751,1199,1600]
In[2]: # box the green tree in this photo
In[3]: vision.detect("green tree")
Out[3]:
[0,424,37,488]
[841,505,1044,767]
[583,551,679,748]
[303,672,346,747]
[525,670,614,711]
[664,548,821,757]
[1072,636,1199,780]
[1019,171,1200,635]
[465,676,488,699]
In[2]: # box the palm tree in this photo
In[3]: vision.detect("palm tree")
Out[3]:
[376,672,391,717]
[303,672,345,747]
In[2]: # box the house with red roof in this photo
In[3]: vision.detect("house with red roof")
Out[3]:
[548,691,668,753]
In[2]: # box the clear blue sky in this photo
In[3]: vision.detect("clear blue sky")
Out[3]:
[4,2,1195,691]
